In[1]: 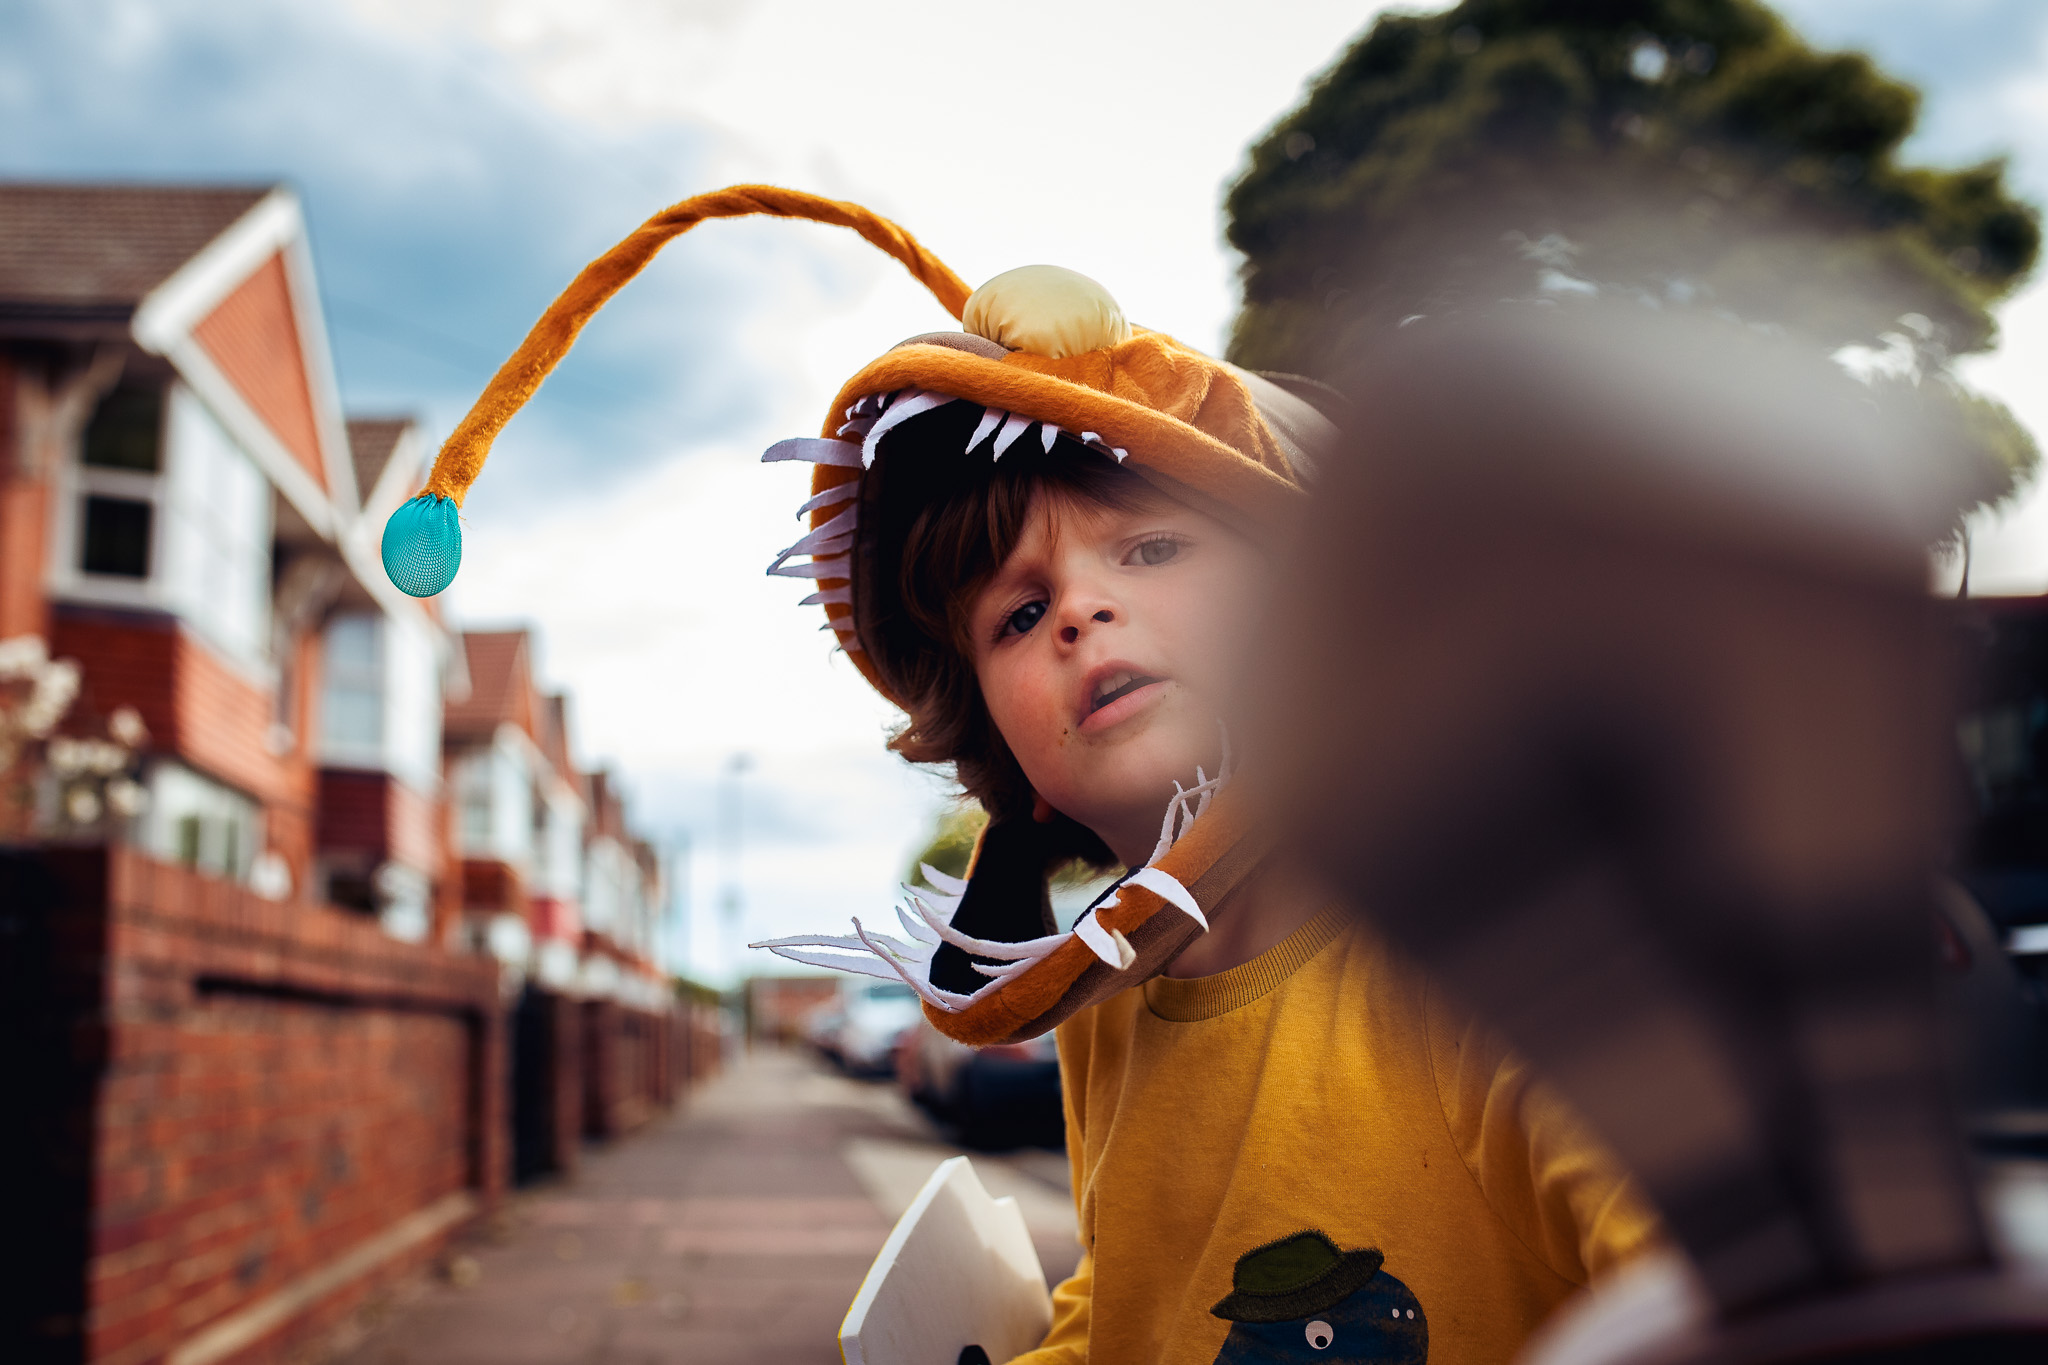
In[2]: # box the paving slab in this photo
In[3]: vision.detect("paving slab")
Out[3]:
[318,1046,1076,1365]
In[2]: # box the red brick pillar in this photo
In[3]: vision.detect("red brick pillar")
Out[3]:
[474,996,509,1207]
[0,354,53,645]
[552,992,581,1176]
[582,1000,620,1139]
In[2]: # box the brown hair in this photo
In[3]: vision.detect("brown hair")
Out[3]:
[853,402,1156,865]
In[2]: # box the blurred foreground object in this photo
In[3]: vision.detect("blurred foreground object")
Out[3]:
[840,1156,1050,1365]
[1260,301,2047,1362]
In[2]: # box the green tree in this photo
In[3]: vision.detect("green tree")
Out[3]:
[1225,0,2041,519]
[907,804,989,885]
[906,805,1110,888]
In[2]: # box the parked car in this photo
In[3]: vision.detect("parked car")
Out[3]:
[801,1003,848,1063]
[898,1016,1064,1150]
[831,978,924,1078]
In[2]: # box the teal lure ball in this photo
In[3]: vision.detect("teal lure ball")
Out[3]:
[382,495,462,597]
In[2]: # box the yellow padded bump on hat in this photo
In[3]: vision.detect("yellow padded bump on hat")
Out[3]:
[963,264,1132,359]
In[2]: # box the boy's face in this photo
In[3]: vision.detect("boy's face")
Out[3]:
[967,484,1268,868]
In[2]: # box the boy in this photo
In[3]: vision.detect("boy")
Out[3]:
[846,368,1661,1365]
[380,187,1660,1365]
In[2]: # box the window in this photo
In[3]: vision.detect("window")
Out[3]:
[162,386,271,661]
[62,381,273,667]
[143,761,260,882]
[82,383,164,472]
[321,614,383,763]
[383,612,442,792]
[80,496,153,577]
[74,382,165,582]
[458,753,493,849]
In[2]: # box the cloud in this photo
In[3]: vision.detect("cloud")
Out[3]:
[1774,0,2048,189]
[0,0,867,514]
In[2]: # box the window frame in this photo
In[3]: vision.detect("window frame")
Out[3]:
[50,379,277,676]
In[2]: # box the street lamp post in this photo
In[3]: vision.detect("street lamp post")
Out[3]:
[718,753,752,977]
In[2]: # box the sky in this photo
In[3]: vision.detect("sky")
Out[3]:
[4,0,2046,980]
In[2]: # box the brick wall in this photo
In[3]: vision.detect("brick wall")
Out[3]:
[314,769,386,856]
[460,859,524,916]
[677,1000,725,1089]
[53,608,283,806]
[579,1000,678,1142]
[3,847,503,1365]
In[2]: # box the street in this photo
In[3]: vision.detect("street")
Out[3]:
[321,1046,1079,1365]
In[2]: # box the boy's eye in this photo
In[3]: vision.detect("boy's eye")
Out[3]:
[1131,538,1181,567]
[1002,600,1048,637]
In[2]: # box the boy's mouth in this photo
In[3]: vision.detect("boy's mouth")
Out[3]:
[1088,669,1165,715]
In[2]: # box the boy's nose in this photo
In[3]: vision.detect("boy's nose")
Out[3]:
[1060,609,1114,645]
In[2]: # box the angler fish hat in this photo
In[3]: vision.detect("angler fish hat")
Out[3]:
[382,185,1335,1043]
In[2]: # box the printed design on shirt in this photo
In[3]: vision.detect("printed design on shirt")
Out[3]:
[1209,1230,1426,1364]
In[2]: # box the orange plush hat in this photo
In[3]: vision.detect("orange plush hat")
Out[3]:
[381,185,1335,1043]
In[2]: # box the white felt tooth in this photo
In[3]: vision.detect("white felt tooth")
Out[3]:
[896,904,940,946]
[770,554,849,580]
[805,503,859,540]
[851,918,961,1011]
[1124,866,1208,930]
[1111,929,1136,967]
[796,482,860,517]
[910,889,964,922]
[1040,423,1062,453]
[909,896,1064,959]
[768,509,857,571]
[1149,801,1177,866]
[927,981,981,1010]
[837,417,877,439]
[1075,910,1133,969]
[1112,448,1128,462]
[761,946,907,981]
[971,955,1046,981]
[764,437,862,467]
[969,407,1006,453]
[827,918,929,965]
[919,863,969,897]
[800,586,853,607]
[992,412,1033,460]
[861,389,954,467]
[1081,431,1101,445]
[769,536,852,576]
[752,930,901,957]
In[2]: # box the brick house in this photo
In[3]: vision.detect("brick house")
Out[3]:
[0,183,697,1365]
[315,415,455,942]
[0,183,455,905]
[445,629,679,1179]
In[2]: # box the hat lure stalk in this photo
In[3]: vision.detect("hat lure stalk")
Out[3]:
[378,185,971,599]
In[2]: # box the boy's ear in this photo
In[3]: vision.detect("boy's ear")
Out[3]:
[1031,791,1057,823]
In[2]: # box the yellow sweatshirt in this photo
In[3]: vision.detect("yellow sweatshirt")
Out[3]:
[1013,908,1660,1365]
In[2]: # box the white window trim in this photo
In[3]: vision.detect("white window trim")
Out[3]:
[49,458,167,610]
[49,384,278,684]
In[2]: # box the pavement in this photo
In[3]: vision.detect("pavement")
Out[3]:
[319,1046,1078,1365]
